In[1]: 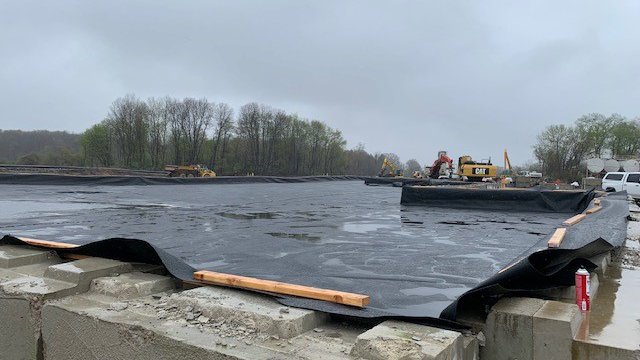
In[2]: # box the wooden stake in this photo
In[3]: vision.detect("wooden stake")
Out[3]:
[193,270,370,308]
[547,228,567,248]
[586,206,602,214]
[562,214,587,226]
[18,237,79,249]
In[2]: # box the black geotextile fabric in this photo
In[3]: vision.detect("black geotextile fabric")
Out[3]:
[401,186,596,213]
[0,190,627,330]
[0,234,464,330]
[0,173,365,186]
[440,191,629,321]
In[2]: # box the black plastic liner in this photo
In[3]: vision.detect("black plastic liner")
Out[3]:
[0,189,627,329]
[0,234,463,330]
[401,186,596,213]
[0,173,365,186]
[440,191,629,321]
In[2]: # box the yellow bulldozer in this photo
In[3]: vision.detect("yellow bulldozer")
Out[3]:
[165,164,217,178]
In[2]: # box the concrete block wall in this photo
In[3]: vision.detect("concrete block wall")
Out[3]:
[483,297,581,360]
[0,244,479,360]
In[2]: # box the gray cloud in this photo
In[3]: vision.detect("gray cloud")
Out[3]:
[1,0,639,165]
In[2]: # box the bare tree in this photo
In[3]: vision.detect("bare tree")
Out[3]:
[181,98,213,163]
[106,94,148,168]
[210,102,234,172]
[146,97,168,168]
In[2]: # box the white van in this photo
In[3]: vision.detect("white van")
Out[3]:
[602,172,640,198]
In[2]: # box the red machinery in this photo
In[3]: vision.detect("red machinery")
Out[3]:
[429,151,453,179]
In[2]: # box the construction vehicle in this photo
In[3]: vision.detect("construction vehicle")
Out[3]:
[503,149,513,176]
[427,151,454,179]
[457,155,497,181]
[165,164,217,178]
[378,157,402,177]
[500,149,513,187]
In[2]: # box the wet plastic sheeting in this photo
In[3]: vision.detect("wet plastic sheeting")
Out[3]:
[0,182,627,325]
[0,182,568,319]
[401,186,596,213]
[441,192,629,321]
[0,173,364,185]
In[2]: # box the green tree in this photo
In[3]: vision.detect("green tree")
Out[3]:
[81,123,112,167]
[16,153,40,165]
[608,120,640,158]
[574,113,616,157]
[405,159,422,176]
[533,124,586,181]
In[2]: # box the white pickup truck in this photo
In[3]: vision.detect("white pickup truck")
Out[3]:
[602,172,640,198]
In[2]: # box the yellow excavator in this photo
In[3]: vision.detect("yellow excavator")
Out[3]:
[165,164,217,177]
[503,149,513,176]
[378,158,402,177]
[457,155,497,181]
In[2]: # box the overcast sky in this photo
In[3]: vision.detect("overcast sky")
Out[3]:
[1,1,639,165]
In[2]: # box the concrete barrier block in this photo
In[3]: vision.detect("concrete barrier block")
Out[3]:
[44,258,133,292]
[41,275,345,360]
[590,253,611,276]
[572,340,640,360]
[0,245,57,268]
[482,297,546,360]
[462,335,479,360]
[0,254,137,360]
[350,320,463,360]
[532,300,581,360]
[41,305,294,360]
[90,272,175,299]
[0,298,39,360]
[166,287,329,339]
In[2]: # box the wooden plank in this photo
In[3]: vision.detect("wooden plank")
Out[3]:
[562,214,587,226]
[547,228,567,248]
[586,206,602,214]
[18,237,79,249]
[594,199,601,206]
[193,270,370,308]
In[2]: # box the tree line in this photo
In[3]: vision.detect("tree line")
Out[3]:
[1,94,391,176]
[0,130,81,165]
[533,113,640,181]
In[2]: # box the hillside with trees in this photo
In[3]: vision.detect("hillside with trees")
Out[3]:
[0,130,81,165]
[1,95,391,176]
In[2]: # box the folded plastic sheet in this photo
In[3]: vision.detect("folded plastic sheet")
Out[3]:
[401,186,596,213]
[0,234,464,329]
[440,191,629,321]
[0,188,627,329]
